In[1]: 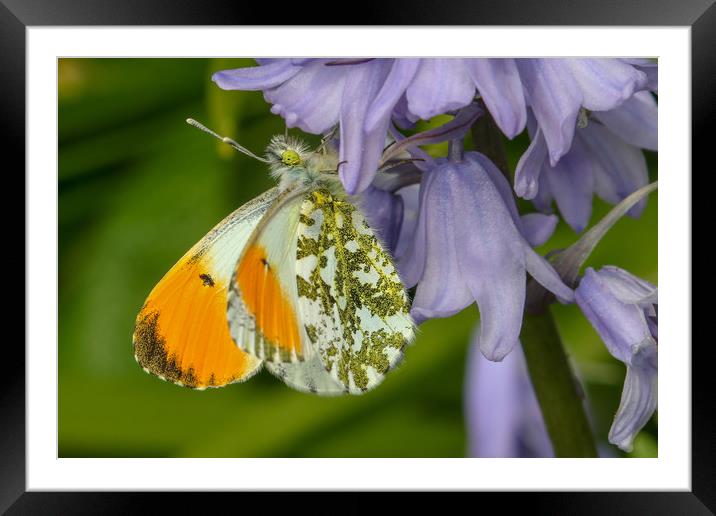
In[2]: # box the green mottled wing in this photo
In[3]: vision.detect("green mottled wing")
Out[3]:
[295,189,415,394]
[264,355,346,396]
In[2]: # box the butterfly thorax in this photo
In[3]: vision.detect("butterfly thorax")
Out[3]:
[265,135,344,195]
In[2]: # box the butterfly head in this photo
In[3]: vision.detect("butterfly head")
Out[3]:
[280,149,302,167]
[265,135,312,170]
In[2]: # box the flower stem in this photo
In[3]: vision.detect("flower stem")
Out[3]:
[521,309,598,457]
[448,138,464,162]
[470,105,511,182]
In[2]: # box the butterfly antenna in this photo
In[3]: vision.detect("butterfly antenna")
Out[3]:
[186,118,270,163]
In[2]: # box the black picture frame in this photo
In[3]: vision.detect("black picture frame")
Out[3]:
[5,0,709,512]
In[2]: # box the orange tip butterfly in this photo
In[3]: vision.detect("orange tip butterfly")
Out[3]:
[133,119,415,395]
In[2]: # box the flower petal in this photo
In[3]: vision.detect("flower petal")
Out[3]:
[466,337,523,457]
[394,184,421,263]
[575,268,655,364]
[582,122,649,217]
[562,59,647,112]
[448,160,528,360]
[466,58,527,138]
[466,339,553,457]
[622,58,658,92]
[523,246,575,303]
[544,134,595,233]
[264,60,348,134]
[391,94,419,129]
[397,169,435,288]
[608,364,658,452]
[465,152,523,231]
[338,60,393,194]
[405,59,477,120]
[532,173,554,213]
[357,185,404,254]
[212,60,303,90]
[516,59,582,165]
[514,128,549,200]
[468,152,572,302]
[365,59,420,132]
[409,164,474,324]
[521,213,559,247]
[646,316,658,341]
[593,91,658,151]
[597,265,657,305]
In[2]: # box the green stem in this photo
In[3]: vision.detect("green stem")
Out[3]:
[521,309,597,457]
[470,105,511,181]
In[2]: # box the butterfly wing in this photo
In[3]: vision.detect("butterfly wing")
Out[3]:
[133,188,278,389]
[295,189,415,394]
[228,187,347,395]
[228,188,309,363]
[264,357,346,396]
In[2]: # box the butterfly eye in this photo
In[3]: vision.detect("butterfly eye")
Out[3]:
[281,149,302,167]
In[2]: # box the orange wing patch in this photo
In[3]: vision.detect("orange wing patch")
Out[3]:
[133,252,261,389]
[236,244,302,360]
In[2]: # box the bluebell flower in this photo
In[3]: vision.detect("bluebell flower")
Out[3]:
[515,91,658,232]
[399,151,574,360]
[465,338,553,457]
[215,59,397,195]
[624,58,658,92]
[355,185,405,255]
[465,330,618,458]
[215,59,388,194]
[213,58,651,195]
[391,184,421,264]
[512,59,651,165]
[575,266,658,451]
[520,212,559,247]
[214,58,484,194]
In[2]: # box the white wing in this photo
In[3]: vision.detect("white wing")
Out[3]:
[265,356,346,396]
[295,189,415,394]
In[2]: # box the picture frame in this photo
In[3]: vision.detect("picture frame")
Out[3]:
[6,0,709,511]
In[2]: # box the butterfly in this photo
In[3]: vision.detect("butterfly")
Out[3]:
[133,119,415,395]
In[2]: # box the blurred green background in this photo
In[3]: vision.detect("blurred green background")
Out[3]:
[58,58,657,458]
